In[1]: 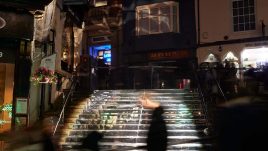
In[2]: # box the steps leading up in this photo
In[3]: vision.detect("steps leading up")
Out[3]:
[55,89,212,150]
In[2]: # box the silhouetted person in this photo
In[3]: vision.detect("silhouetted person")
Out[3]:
[147,106,167,151]
[214,96,268,151]
[41,117,56,151]
[81,131,103,151]
[42,130,55,151]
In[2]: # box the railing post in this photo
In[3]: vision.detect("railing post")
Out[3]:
[151,67,154,89]
[62,109,64,124]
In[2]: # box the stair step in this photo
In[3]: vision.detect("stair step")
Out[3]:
[61,142,209,150]
[72,123,207,130]
[65,118,78,123]
[91,97,200,103]
[55,89,212,150]
[74,118,206,125]
[68,129,205,138]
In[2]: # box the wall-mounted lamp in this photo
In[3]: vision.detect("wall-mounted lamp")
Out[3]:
[62,51,68,61]
[34,10,44,19]
[218,45,223,52]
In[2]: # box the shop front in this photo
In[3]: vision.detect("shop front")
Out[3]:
[0,9,33,130]
[113,49,196,89]
[197,41,268,68]
[0,39,16,132]
[197,40,268,92]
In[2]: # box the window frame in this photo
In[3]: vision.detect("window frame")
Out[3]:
[136,1,179,36]
[232,0,256,32]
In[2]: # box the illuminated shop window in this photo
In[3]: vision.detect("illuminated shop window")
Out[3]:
[136,1,179,35]
[242,47,268,68]
[90,44,111,65]
[232,0,256,32]
[204,53,219,62]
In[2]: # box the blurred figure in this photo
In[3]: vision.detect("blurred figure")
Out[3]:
[243,65,258,95]
[81,131,103,151]
[214,96,268,151]
[139,95,160,109]
[3,117,56,151]
[41,117,56,151]
[147,106,167,151]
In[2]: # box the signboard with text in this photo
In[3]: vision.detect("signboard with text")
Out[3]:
[148,50,192,61]
[16,97,28,115]
[40,54,56,72]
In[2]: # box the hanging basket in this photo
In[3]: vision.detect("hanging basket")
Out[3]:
[30,67,57,85]
[39,77,50,83]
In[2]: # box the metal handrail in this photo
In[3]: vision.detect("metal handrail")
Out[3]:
[191,67,210,129]
[209,69,228,102]
[52,76,78,136]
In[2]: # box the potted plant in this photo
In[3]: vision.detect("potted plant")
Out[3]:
[30,67,57,85]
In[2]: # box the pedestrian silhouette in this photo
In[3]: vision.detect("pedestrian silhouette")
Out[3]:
[147,106,167,151]
[81,131,103,151]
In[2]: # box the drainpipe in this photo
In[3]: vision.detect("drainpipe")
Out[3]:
[67,12,75,72]
[197,0,200,45]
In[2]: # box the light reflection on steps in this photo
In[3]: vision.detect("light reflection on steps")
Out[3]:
[58,89,210,150]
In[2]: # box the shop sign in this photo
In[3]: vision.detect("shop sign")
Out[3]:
[245,41,268,47]
[148,50,192,61]
[40,54,56,72]
[15,97,29,128]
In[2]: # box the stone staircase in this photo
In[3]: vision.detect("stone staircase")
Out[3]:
[56,89,212,150]
[52,91,91,146]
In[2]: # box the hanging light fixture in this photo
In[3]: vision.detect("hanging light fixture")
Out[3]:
[218,45,223,52]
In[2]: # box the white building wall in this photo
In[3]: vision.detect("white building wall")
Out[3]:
[29,0,67,125]
[197,0,268,65]
[199,0,268,43]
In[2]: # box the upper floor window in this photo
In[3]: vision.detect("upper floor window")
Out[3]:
[92,0,107,7]
[232,0,256,32]
[136,1,179,36]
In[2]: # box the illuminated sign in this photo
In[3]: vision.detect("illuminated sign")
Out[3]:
[103,51,111,64]
[106,58,111,62]
[148,50,192,60]
[104,53,111,58]
[90,44,112,65]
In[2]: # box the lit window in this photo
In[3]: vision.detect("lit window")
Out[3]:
[89,44,111,65]
[94,0,107,7]
[232,0,256,32]
[136,1,179,35]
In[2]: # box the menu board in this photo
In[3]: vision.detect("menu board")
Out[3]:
[16,98,28,115]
